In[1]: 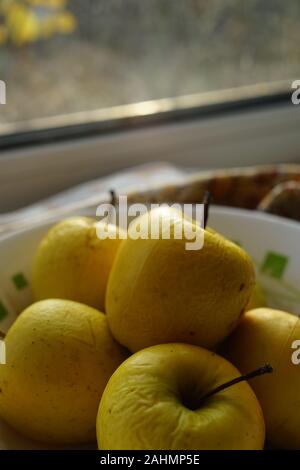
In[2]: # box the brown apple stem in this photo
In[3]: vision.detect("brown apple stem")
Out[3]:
[203,191,212,228]
[110,189,117,206]
[0,330,6,339]
[200,364,273,403]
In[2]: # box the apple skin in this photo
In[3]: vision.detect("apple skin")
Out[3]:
[106,207,255,352]
[32,217,125,311]
[246,283,267,311]
[97,343,265,450]
[0,299,128,444]
[222,308,300,449]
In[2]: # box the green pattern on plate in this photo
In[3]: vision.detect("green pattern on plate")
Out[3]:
[0,301,8,321]
[260,251,288,280]
[12,272,28,290]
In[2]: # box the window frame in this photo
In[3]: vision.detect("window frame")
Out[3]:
[0,80,293,151]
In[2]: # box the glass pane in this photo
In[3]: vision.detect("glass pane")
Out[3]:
[0,0,299,126]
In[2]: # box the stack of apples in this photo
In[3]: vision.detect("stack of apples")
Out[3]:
[0,208,299,450]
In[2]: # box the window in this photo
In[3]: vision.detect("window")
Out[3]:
[0,1,299,138]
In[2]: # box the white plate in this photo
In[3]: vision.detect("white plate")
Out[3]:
[0,206,300,449]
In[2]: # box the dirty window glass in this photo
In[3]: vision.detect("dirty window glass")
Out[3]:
[0,0,299,126]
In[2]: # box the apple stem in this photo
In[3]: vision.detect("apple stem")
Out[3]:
[200,363,273,402]
[203,191,211,228]
[110,189,117,206]
[0,330,6,339]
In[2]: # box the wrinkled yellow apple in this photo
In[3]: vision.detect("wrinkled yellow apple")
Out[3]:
[106,207,255,352]
[0,299,127,444]
[223,308,300,449]
[32,217,125,310]
[97,343,265,450]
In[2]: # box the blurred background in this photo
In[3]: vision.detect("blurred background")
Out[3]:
[0,1,300,214]
[0,0,299,124]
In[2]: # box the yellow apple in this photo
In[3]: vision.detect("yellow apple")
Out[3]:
[0,299,128,444]
[106,207,255,352]
[97,343,265,450]
[222,307,300,449]
[32,217,125,311]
